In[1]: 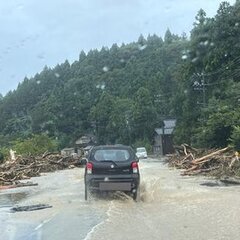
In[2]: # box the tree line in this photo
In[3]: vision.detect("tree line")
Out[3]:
[0,1,240,156]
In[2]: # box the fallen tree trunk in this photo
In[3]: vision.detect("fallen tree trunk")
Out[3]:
[182,165,198,173]
[182,166,220,176]
[0,181,38,190]
[192,147,229,164]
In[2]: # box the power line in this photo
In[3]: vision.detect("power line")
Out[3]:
[203,55,240,77]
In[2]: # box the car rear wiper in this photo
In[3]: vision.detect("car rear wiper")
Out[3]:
[100,160,115,162]
[100,160,119,165]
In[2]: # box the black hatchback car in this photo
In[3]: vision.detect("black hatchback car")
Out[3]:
[84,145,140,200]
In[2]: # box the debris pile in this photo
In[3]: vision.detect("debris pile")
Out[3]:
[0,153,85,186]
[168,144,240,178]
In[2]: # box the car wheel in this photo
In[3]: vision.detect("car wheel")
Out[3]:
[85,184,88,201]
[133,188,140,201]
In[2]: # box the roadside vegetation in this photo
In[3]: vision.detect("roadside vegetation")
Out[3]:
[0,134,58,161]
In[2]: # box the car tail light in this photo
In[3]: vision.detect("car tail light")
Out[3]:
[87,162,93,174]
[131,161,138,173]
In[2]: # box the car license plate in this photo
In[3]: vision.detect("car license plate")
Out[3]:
[99,182,131,191]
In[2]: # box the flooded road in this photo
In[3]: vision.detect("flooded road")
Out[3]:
[1,158,240,240]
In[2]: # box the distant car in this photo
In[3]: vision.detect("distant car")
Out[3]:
[136,147,148,159]
[84,145,140,201]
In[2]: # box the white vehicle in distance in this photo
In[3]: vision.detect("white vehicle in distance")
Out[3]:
[136,147,148,159]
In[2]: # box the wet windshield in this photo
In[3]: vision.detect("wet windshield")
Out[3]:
[0,1,240,240]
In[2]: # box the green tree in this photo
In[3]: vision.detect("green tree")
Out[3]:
[133,87,157,141]
[11,134,58,156]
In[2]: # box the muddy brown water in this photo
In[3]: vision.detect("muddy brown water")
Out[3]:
[0,192,28,207]
[1,158,240,240]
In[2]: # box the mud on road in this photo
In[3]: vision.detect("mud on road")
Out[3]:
[1,158,240,240]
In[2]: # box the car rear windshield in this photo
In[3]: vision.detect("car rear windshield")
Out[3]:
[93,149,131,161]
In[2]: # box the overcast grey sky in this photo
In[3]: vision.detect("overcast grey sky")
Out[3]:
[0,0,236,95]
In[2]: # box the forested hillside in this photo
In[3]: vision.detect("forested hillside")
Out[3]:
[0,1,240,153]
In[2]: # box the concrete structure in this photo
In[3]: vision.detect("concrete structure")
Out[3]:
[153,119,176,155]
[61,148,75,157]
[75,135,95,148]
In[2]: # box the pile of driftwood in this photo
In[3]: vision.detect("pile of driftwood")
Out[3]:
[0,153,83,186]
[168,144,240,178]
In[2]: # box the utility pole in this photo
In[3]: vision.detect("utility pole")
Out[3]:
[202,73,206,109]
[201,73,206,122]
[193,72,208,122]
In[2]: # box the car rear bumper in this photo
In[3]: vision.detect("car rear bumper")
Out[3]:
[85,174,140,191]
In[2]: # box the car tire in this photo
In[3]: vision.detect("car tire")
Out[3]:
[133,187,140,202]
[85,184,88,201]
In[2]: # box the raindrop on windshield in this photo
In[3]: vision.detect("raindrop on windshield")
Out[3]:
[192,57,198,63]
[203,20,208,25]
[164,5,172,13]
[138,44,147,51]
[103,66,109,72]
[37,53,45,60]
[96,83,105,89]
[181,55,188,60]
[55,73,60,78]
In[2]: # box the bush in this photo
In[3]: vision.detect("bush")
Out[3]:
[0,152,4,163]
[0,147,10,163]
[230,126,240,151]
[11,134,58,156]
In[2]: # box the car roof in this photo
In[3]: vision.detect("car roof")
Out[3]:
[92,145,132,150]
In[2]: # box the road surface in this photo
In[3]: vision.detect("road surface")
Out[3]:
[1,158,240,240]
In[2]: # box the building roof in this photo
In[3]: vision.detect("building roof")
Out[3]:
[155,119,176,135]
[75,134,96,145]
[75,136,91,145]
[163,119,176,129]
